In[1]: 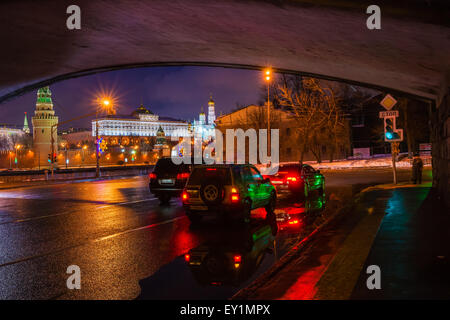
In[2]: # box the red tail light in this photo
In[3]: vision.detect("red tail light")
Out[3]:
[149,173,156,179]
[234,255,241,268]
[182,191,189,202]
[184,254,190,262]
[177,172,190,179]
[288,219,300,225]
[286,176,298,183]
[231,187,240,202]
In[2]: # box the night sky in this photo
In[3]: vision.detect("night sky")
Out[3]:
[0,66,264,129]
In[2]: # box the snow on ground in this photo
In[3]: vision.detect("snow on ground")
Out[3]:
[256,155,431,172]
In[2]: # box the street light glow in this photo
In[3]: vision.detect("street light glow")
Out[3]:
[264,68,272,81]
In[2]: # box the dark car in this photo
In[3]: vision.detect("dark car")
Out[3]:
[149,157,191,205]
[263,163,325,198]
[182,164,276,223]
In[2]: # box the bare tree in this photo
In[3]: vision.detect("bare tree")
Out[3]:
[277,77,348,163]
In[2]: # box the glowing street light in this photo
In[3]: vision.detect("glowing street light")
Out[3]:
[264,68,272,155]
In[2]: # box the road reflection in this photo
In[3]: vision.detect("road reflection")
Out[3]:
[276,194,325,233]
[137,193,326,299]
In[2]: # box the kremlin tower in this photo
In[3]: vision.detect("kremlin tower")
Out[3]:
[31,87,59,168]
[23,112,30,134]
[207,95,216,126]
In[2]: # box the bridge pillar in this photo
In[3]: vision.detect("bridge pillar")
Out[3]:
[431,89,450,208]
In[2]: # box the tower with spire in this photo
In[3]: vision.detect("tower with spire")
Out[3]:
[208,94,216,126]
[23,112,30,134]
[31,86,59,168]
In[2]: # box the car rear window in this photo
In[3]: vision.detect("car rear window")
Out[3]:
[277,164,301,175]
[188,167,232,185]
[154,158,189,174]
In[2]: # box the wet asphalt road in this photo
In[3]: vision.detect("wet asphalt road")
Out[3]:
[0,167,430,299]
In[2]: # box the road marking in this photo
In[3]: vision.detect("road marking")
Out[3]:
[96,197,158,209]
[0,197,158,225]
[0,215,186,268]
[94,216,185,242]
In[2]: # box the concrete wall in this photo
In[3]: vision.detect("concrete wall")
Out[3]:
[431,90,450,208]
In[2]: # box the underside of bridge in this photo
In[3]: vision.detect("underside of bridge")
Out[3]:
[0,0,449,205]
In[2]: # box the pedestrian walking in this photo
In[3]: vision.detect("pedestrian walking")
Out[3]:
[411,153,423,184]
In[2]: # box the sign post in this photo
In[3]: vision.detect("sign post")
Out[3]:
[380,95,402,184]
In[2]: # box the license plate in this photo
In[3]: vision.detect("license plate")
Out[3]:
[160,179,174,184]
[190,205,208,211]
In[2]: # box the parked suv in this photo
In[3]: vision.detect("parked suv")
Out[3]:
[182,164,276,223]
[149,157,191,205]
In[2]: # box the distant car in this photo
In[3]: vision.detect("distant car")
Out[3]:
[149,157,191,205]
[263,163,325,198]
[182,164,276,223]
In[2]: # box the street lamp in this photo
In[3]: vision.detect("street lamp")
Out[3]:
[95,98,112,178]
[264,68,272,155]
[14,144,22,168]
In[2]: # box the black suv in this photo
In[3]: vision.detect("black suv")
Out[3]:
[149,157,191,205]
[182,164,276,223]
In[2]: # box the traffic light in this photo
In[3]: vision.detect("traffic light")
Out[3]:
[53,153,57,163]
[384,116,403,142]
[48,154,52,163]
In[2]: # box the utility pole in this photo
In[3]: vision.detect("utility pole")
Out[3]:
[95,116,100,178]
[264,69,272,156]
[391,142,399,184]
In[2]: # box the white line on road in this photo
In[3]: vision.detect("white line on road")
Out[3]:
[0,197,158,225]
[94,216,185,242]
[0,215,186,268]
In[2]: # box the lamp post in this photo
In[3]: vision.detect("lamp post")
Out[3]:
[264,68,272,154]
[15,144,21,168]
[95,99,111,178]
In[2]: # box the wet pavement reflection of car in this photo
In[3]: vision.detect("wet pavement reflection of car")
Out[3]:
[137,215,279,299]
[276,194,326,232]
[185,214,278,287]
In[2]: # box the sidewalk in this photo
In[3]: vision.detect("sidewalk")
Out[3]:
[234,183,450,300]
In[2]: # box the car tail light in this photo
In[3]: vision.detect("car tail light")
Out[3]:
[286,176,299,183]
[177,172,190,179]
[182,191,189,202]
[184,254,190,262]
[234,255,241,268]
[288,219,299,225]
[231,187,240,202]
[206,168,216,171]
[149,173,156,179]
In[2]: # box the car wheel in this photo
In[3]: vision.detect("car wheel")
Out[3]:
[265,192,276,214]
[318,185,325,197]
[186,211,202,224]
[200,179,224,206]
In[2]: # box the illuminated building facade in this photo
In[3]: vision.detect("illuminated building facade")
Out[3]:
[92,105,189,141]
[192,96,216,141]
